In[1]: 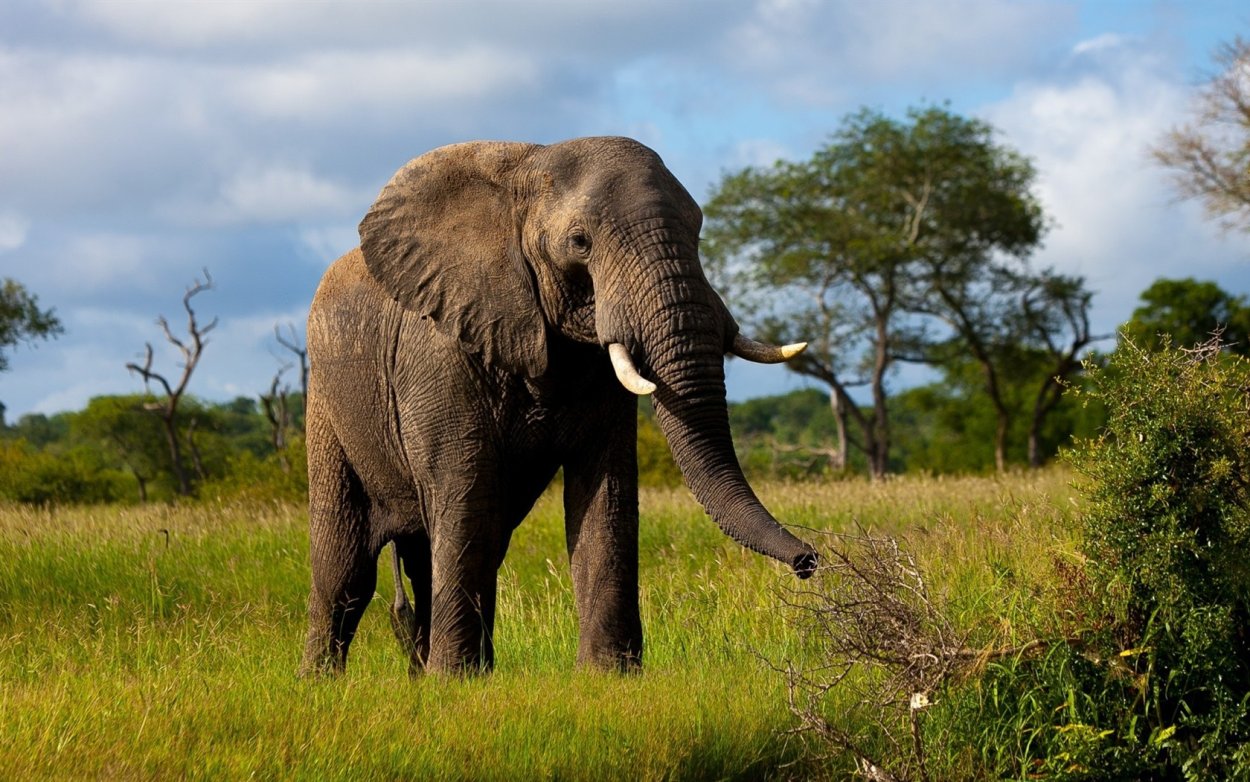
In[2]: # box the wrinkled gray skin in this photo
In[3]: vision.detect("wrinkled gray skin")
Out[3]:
[300,137,817,677]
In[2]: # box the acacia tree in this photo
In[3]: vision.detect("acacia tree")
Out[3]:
[125,271,216,496]
[1153,36,1250,231]
[705,105,1048,478]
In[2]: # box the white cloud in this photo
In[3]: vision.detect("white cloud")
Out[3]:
[722,0,1073,105]
[0,212,29,252]
[298,225,359,266]
[981,35,1249,335]
[167,165,364,227]
[226,48,540,121]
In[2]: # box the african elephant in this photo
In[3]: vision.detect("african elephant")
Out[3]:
[299,136,817,677]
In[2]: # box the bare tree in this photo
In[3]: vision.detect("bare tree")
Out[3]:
[275,324,307,401]
[125,270,217,496]
[1153,36,1250,231]
[259,368,293,472]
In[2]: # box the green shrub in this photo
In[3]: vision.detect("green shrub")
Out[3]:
[928,337,1250,779]
[0,440,130,504]
[1063,337,1250,777]
[197,437,308,503]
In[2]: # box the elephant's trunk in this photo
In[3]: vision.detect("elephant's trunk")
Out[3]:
[645,319,818,578]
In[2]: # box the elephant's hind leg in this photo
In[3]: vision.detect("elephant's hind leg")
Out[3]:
[387,535,432,675]
[299,411,377,677]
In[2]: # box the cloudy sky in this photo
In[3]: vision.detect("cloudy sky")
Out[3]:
[1,0,1247,419]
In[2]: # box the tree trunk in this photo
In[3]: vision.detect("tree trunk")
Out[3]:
[186,417,208,482]
[869,321,891,481]
[162,414,191,496]
[830,390,847,473]
[994,408,1009,474]
[1027,424,1043,468]
[134,470,148,504]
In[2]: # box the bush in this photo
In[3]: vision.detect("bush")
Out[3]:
[197,437,308,503]
[939,337,1250,779]
[0,440,130,504]
[1060,337,1250,777]
[777,336,1250,780]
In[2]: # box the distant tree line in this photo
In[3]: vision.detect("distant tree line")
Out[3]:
[4,87,1249,499]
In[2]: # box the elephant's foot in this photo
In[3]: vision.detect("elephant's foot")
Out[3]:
[298,629,350,678]
[297,650,345,679]
[576,645,643,674]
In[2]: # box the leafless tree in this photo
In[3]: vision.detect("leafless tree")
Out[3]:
[275,324,307,401]
[259,368,293,472]
[125,270,217,496]
[1153,36,1250,231]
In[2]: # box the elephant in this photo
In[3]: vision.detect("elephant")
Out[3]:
[299,136,817,677]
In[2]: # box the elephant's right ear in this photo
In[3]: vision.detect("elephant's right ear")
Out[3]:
[359,141,547,378]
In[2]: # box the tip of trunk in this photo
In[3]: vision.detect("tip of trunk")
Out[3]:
[792,549,819,579]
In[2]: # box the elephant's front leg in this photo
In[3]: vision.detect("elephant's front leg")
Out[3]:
[563,409,643,671]
[427,507,509,673]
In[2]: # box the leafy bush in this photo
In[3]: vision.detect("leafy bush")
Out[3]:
[936,337,1250,779]
[197,437,308,503]
[779,337,1250,780]
[1060,337,1250,777]
[0,440,130,504]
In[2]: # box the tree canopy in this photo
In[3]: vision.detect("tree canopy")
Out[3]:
[703,104,1066,476]
[0,278,62,373]
[1120,277,1250,354]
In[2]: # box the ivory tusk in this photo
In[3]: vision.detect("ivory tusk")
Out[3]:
[731,333,808,363]
[608,343,656,396]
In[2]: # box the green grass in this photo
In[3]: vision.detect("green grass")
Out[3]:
[0,471,1079,779]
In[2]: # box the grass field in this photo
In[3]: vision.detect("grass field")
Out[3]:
[0,471,1079,780]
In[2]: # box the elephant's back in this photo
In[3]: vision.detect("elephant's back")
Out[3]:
[308,248,394,364]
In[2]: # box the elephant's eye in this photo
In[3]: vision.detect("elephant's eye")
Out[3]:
[567,231,591,256]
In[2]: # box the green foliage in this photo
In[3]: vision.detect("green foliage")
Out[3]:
[1065,337,1250,776]
[0,393,299,504]
[703,104,1073,477]
[198,437,309,503]
[637,401,682,487]
[0,440,129,504]
[1120,277,1250,354]
[0,277,63,374]
[926,337,1250,779]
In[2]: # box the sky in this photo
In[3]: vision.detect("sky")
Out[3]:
[1,0,1248,420]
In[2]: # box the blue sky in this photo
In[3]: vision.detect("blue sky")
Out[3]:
[1,0,1247,418]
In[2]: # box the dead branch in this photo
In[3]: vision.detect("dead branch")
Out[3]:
[124,269,215,496]
[259,368,293,472]
[274,323,308,402]
[768,526,1057,781]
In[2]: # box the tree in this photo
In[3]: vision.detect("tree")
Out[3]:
[1153,36,1250,231]
[71,395,172,502]
[705,105,1048,477]
[1120,277,1250,354]
[125,271,217,496]
[0,277,63,373]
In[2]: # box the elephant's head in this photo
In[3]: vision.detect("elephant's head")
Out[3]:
[359,137,817,578]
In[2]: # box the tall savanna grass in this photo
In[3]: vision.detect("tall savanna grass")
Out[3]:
[0,471,1077,779]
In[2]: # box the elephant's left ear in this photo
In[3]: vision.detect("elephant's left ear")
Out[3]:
[359,141,547,378]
